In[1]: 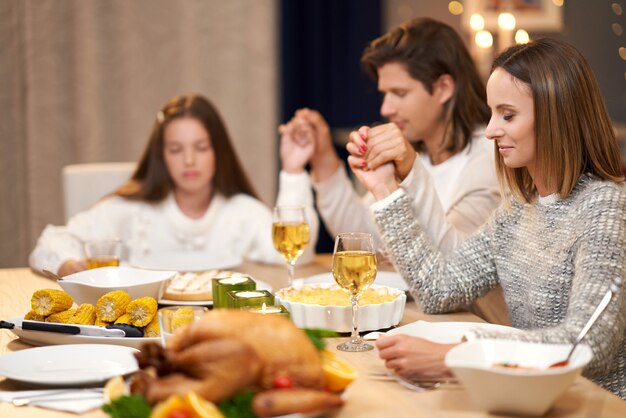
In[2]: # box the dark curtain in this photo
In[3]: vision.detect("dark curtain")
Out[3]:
[279,0,383,252]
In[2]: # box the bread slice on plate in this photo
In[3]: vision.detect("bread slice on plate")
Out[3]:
[162,270,238,301]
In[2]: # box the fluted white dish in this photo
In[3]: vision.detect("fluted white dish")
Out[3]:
[276,283,406,333]
[445,339,592,416]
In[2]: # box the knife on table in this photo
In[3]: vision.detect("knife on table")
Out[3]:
[0,319,142,337]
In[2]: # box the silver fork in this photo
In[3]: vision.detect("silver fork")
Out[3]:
[369,372,458,391]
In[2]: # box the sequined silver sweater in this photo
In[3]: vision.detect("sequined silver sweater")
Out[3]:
[372,175,626,399]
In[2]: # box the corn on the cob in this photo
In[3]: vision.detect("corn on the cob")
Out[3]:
[96,290,131,322]
[95,317,112,327]
[143,315,160,337]
[46,308,77,323]
[171,307,196,332]
[24,310,46,321]
[31,289,74,316]
[126,297,158,327]
[114,313,132,325]
[67,303,96,325]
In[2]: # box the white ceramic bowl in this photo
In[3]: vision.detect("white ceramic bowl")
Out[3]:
[58,266,177,304]
[276,283,406,332]
[444,339,593,416]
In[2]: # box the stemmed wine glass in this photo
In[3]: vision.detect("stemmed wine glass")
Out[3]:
[332,232,377,352]
[272,206,310,287]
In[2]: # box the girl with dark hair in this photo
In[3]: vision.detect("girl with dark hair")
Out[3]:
[30,94,317,276]
[348,38,626,399]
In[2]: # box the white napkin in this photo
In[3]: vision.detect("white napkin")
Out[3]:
[0,388,104,414]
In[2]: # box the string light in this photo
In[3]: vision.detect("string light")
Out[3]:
[448,1,464,16]
[498,13,517,31]
[475,30,494,49]
[470,14,485,31]
[552,0,564,7]
[515,29,530,44]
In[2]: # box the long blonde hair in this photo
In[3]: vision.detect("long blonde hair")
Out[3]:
[491,38,623,203]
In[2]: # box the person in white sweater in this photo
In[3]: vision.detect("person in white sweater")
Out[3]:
[30,94,318,276]
[280,18,504,322]
[349,39,626,398]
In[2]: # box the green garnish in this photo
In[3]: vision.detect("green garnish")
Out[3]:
[102,394,151,418]
[304,328,340,350]
[218,390,256,418]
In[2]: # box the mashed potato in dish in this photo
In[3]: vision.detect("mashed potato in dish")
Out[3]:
[277,284,399,306]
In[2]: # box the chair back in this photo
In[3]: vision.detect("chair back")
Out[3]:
[62,162,136,221]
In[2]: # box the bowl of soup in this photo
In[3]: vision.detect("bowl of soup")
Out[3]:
[444,339,593,416]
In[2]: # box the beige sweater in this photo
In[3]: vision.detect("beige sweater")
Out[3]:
[372,174,626,399]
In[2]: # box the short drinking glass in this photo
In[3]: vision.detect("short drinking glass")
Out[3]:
[84,239,122,269]
[333,232,377,352]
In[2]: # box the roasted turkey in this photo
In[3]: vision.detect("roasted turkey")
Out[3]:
[131,310,343,417]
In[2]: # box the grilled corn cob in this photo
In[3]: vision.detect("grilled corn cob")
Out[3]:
[46,308,77,323]
[24,310,46,322]
[31,289,74,316]
[68,303,96,325]
[96,290,131,322]
[114,313,132,325]
[143,315,160,337]
[171,307,196,332]
[126,297,158,327]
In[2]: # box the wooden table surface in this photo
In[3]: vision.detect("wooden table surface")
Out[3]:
[1,256,625,417]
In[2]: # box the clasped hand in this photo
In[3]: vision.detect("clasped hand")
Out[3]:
[346,123,417,200]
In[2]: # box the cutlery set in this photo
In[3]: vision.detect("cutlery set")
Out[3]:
[0,319,143,337]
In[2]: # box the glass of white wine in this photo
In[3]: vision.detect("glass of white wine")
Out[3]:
[272,206,310,287]
[333,232,377,352]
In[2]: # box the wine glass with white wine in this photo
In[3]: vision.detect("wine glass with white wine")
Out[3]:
[332,232,377,352]
[272,206,310,287]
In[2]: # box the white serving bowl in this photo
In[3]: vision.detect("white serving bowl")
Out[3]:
[58,266,177,304]
[276,283,406,332]
[444,339,593,416]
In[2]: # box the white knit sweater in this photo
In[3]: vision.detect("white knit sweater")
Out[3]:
[372,174,626,399]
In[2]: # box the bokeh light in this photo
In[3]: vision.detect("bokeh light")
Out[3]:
[470,14,485,31]
[612,3,623,15]
[515,29,530,44]
[498,13,517,31]
[619,47,626,60]
[613,23,624,36]
[448,1,464,15]
[552,0,564,7]
[475,30,494,49]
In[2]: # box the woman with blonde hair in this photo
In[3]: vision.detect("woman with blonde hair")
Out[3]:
[348,38,626,399]
[31,94,317,276]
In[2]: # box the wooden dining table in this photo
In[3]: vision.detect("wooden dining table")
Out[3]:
[1,255,625,417]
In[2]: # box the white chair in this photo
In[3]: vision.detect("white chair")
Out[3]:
[62,162,136,221]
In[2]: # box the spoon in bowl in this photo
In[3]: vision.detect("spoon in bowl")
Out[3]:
[548,277,621,368]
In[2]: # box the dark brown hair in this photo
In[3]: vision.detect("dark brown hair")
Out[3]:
[491,38,623,203]
[116,94,258,201]
[361,17,490,154]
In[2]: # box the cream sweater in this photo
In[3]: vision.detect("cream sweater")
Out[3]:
[30,172,317,274]
[372,175,626,399]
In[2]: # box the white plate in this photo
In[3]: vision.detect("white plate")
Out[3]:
[386,320,520,343]
[8,316,158,350]
[129,253,242,272]
[303,271,408,292]
[158,278,273,306]
[0,344,138,386]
